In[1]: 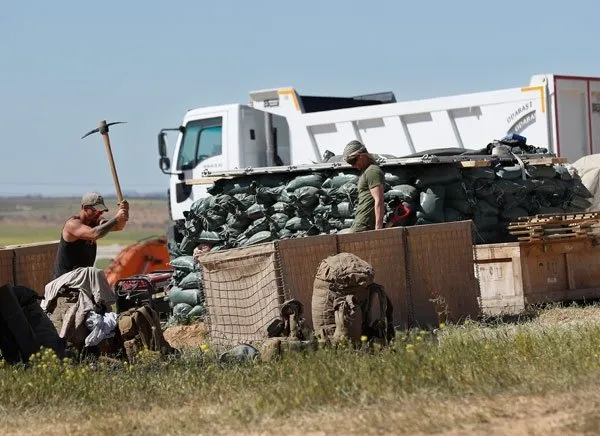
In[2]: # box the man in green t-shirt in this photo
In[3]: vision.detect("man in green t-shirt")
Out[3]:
[342,140,385,233]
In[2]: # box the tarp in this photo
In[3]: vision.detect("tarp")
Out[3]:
[571,154,600,211]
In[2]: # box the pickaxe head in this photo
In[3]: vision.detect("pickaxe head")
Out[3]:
[81,121,127,139]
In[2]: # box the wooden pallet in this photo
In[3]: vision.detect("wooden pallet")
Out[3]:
[508,211,600,242]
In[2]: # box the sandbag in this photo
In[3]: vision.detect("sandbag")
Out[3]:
[178,236,197,255]
[495,179,528,196]
[501,206,529,222]
[244,217,270,238]
[472,215,499,232]
[270,213,290,230]
[331,202,354,219]
[286,174,327,191]
[227,213,251,231]
[447,198,473,215]
[325,174,359,189]
[246,204,266,220]
[172,303,193,317]
[179,271,202,290]
[169,256,196,273]
[414,166,461,188]
[292,186,321,210]
[255,186,285,207]
[168,286,203,307]
[568,195,593,210]
[444,207,466,222]
[526,165,557,179]
[445,181,468,200]
[419,185,445,222]
[245,230,275,246]
[385,184,419,203]
[496,164,523,180]
[285,217,313,231]
[270,201,295,216]
[233,193,256,210]
[188,305,206,318]
[463,167,496,180]
[474,199,499,217]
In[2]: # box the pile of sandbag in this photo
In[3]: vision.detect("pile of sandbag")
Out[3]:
[165,255,206,322]
[175,160,593,251]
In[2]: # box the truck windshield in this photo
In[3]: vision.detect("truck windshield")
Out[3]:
[177,117,223,170]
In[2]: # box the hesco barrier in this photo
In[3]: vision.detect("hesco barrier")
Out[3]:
[196,221,481,348]
[0,241,59,296]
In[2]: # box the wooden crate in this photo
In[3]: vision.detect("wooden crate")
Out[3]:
[0,248,14,287]
[11,242,59,296]
[475,237,600,314]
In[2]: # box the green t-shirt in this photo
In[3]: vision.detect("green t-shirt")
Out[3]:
[350,164,385,232]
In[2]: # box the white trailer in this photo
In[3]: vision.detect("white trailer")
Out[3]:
[157,73,600,239]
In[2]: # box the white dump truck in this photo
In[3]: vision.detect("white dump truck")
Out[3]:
[157,73,600,245]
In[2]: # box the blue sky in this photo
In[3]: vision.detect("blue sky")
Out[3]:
[1,0,598,196]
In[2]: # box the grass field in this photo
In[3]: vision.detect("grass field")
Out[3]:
[2,304,600,435]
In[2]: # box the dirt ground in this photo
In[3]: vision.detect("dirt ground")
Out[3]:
[163,322,208,349]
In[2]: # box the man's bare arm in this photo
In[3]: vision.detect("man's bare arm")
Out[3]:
[370,184,385,230]
[64,217,120,242]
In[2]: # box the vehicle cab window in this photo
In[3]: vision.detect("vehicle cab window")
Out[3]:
[177,117,223,170]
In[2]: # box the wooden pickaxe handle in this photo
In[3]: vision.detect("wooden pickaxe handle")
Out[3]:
[99,120,124,203]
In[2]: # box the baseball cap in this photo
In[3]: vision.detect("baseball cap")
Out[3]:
[342,140,371,163]
[81,192,109,212]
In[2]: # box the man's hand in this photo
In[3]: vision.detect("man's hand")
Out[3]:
[119,200,129,221]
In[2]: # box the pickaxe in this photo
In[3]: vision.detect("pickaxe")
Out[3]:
[81,120,127,203]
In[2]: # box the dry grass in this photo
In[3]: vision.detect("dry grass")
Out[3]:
[3,304,600,435]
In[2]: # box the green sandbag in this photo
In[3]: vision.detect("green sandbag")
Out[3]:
[233,193,256,210]
[190,196,214,217]
[385,184,419,203]
[537,206,566,214]
[286,174,326,191]
[475,200,499,217]
[496,164,523,180]
[529,179,559,195]
[447,198,473,215]
[168,286,203,307]
[201,212,226,231]
[213,194,239,216]
[197,230,223,244]
[444,207,466,222]
[472,215,499,232]
[188,305,206,318]
[331,202,354,219]
[568,195,592,210]
[463,168,496,180]
[501,207,529,222]
[419,186,445,222]
[385,169,412,185]
[327,173,359,189]
[227,213,251,231]
[569,179,593,198]
[245,230,275,246]
[270,202,295,215]
[526,165,557,179]
[255,186,285,207]
[169,256,195,273]
[445,181,468,200]
[219,179,255,195]
[496,180,528,196]
[292,186,321,209]
[179,271,201,290]
[270,213,290,230]
[178,236,197,255]
[246,203,266,220]
[173,303,193,317]
[285,217,313,231]
[314,204,333,215]
[414,166,461,188]
[244,217,270,238]
[278,229,293,238]
[555,165,573,181]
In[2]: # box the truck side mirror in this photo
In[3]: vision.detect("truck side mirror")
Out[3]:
[158,132,168,158]
[159,156,171,172]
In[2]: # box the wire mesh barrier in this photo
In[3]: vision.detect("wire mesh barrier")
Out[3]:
[0,242,58,296]
[196,243,286,349]
[196,220,481,348]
